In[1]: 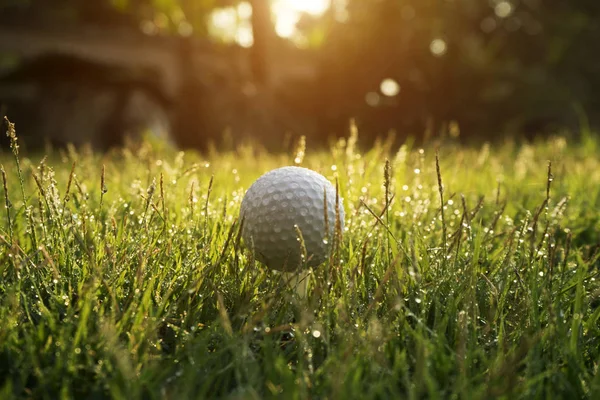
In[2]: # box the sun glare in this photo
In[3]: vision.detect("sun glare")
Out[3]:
[208,0,333,47]
[274,0,331,16]
[208,3,254,47]
[272,0,331,39]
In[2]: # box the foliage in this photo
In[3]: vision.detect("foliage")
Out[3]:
[0,0,218,32]
[311,0,600,139]
[0,122,599,398]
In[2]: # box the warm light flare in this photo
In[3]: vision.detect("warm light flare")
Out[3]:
[274,0,331,16]
[208,0,334,46]
[272,0,331,40]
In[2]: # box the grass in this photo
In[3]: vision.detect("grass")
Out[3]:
[0,121,599,399]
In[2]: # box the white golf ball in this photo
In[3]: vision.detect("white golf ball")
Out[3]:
[240,166,344,271]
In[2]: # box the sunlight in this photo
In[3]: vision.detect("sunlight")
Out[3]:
[271,0,331,39]
[207,0,333,46]
[274,0,331,16]
[208,3,254,47]
[273,7,299,38]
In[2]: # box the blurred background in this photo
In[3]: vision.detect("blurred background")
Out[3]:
[0,0,599,151]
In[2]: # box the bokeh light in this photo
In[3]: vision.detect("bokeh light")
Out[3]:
[208,2,254,47]
[365,92,381,107]
[178,21,193,37]
[238,2,253,19]
[480,17,497,33]
[430,39,447,56]
[494,1,514,19]
[380,78,400,97]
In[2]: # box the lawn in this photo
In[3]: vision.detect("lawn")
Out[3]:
[0,122,599,399]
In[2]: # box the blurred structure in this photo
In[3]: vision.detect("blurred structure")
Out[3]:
[0,4,248,150]
[0,52,173,150]
[1,0,600,151]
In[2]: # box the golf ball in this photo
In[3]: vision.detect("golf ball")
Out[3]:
[240,166,344,271]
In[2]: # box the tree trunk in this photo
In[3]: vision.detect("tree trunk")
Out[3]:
[250,0,274,86]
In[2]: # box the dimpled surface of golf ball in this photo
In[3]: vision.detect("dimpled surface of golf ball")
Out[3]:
[240,166,344,271]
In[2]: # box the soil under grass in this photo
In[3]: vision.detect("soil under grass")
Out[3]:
[0,126,599,399]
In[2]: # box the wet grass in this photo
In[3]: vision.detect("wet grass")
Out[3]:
[0,123,599,399]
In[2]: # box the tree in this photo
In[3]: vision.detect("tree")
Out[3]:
[249,0,274,85]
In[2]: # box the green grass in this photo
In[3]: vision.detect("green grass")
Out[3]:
[0,123,599,399]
